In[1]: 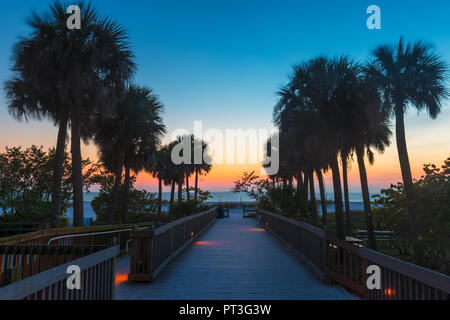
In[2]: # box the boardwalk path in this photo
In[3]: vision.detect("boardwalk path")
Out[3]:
[115,210,356,300]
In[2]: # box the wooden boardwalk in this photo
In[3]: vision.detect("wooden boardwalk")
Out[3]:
[115,210,356,300]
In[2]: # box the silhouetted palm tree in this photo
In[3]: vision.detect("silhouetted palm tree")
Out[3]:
[366,39,448,261]
[335,76,392,249]
[6,1,136,226]
[192,138,212,202]
[95,85,165,224]
[149,146,172,214]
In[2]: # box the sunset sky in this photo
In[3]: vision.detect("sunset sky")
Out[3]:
[0,0,449,193]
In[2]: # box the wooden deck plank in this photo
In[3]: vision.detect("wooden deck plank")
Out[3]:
[115,210,356,300]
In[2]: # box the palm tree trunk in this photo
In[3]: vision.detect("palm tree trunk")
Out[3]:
[309,170,318,225]
[194,168,199,202]
[330,155,345,240]
[356,146,377,250]
[158,177,162,215]
[51,117,68,227]
[316,168,327,229]
[177,177,183,203]
[108,148,125,224]
[296,173,303,194]
[296,173,303,217]
[121,166,131,224]
[170,179,175,212]
[70,116,84,227]
[301,172,309,219]
[186,172,190,201]
[395,108,423,263]
[341,153,352,235]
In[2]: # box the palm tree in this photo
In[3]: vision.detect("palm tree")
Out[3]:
[366,39,448,261]
[150,146,172,214]
[95,85,165,224]
[6,1,136,227]
[334,76,392,249]
[340,149,352,234]
[193,139,212,202]
[274,57,360,239]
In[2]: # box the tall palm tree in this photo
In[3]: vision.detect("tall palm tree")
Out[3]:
[95,85,165,224]
[335,76,392,249]
[193,139,212,202]
[340,149,352,234]
[275,57,359,239]
[366,39,448,261]
[150,146,172,214]
[7,1,136,227]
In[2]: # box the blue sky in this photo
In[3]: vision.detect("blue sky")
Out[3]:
[0,0,449,191]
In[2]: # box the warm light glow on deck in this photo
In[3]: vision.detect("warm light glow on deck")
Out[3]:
[195,241,217,246]
[244,228,266,232]
[115,273,128,285]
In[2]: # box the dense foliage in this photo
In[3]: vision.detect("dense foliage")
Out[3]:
[0,146,96,224]
[372,158,450,273]
[90,166,213,223]
[233,171,305,218]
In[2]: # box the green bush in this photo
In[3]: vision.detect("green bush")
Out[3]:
[0,146,96,224]
[169,200,209,218]
[372,157,450,273]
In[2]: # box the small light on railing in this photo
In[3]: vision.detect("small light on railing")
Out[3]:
[190,232,194,238]
[265,221,269,227]
[384,289,395,296]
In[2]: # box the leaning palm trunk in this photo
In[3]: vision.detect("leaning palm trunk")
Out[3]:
[309,170,318,226]
[356,146,377,250]
[70,116,84,227]
[186,173,190,201]
[395,109,424,263]
[341,153,352,235]
[316,169,328,229]
[51,117,68,227]
[108,148,125,224]
[194,168,199,202]
[330,156,345,240]
[158,177,162,215]
[121,166,131,224]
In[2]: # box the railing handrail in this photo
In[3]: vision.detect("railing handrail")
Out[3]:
[360,247,450,293]
[154,208,216,236]
[259,209,450,299]
[260,209,326,238]
[46,226,148,245]
[0,222,155,245]
[0,245,119,300]
[128,208,217,282]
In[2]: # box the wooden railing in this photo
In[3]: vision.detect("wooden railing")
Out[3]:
[0,244,111,286]
[0,245,118,300]
[128,208,217,282]
[259,210,450,300]
[0,222,154,252]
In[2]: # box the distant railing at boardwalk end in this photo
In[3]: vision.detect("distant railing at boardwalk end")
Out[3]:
[128,208,217,282]
[0,222,154,253]
[0,244,118,300]
[259,210,450,300]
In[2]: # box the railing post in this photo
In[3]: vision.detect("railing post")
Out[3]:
[128,227,154,283]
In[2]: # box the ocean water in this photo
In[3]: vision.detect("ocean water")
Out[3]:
[67,191,369,225]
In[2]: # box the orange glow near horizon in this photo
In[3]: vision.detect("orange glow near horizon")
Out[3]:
[1,112,449,193]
